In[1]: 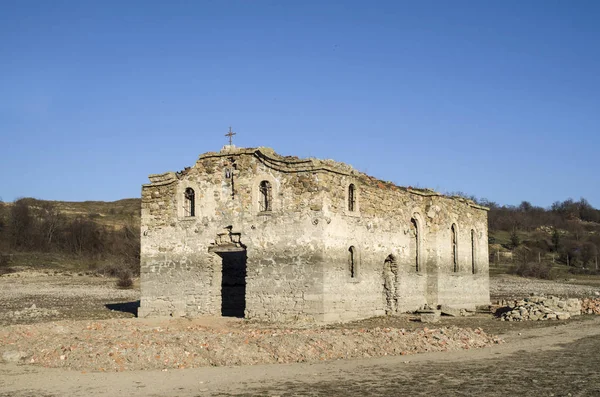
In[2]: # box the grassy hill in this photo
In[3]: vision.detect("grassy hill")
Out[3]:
[3,197,141,228]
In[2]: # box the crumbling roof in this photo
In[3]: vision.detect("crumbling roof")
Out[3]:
[146,146,488,210]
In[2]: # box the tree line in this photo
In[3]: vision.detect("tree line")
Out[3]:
[0,198,140,276]
[459,195,600,271]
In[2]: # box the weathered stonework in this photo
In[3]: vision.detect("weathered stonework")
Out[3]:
[139,146,490,322]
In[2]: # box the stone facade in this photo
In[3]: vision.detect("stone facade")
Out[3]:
[139,146,490,322]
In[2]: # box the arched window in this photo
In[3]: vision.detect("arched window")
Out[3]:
[348,246,357,278]
[471,229,476,274]
[258,180,272,212]
[348,184,356,212]
[184,188,195,217]
[410,218,420,272]
[451,224,458,272]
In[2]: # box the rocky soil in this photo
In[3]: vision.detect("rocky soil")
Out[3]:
[581,298,600,314]
[0,318,501,372]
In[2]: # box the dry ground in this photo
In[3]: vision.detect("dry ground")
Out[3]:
[0,269,139,326]
[1,269,600,396]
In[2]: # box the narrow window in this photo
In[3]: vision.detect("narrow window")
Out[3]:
[348,184,356,212]
[471,229,476,274]
[451,224,458,272]
[348,246,356,278]
[184,188,195,217]
[259,180,272,212]
[411,218,419,272]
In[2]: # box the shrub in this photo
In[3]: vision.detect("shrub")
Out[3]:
[0,253,14,275]
[567,267,600,276]
[92,261,121,277]
[510,229,521,248]
[508,261,555,280]
[116,270,133,289]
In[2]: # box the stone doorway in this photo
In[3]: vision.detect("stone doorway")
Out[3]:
[208,227,247,318]
[218,250,247,318]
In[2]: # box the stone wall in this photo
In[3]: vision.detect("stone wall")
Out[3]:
[139,146,490,322]
[314,170,489,322]
[139,148,329,321]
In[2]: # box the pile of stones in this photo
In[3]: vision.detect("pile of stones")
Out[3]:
[581,298,600,314]
[498,295,581,321]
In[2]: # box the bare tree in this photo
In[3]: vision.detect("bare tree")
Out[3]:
[9,199,33,249]
[38,202,64,248]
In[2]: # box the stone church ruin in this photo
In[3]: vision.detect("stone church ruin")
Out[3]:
[139,144,490,322]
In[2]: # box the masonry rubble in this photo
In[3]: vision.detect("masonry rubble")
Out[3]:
[498,295,581,321]
[581,298,600,314]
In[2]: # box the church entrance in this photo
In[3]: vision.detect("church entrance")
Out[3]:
[218,250,247,318]
[208,227,248,318]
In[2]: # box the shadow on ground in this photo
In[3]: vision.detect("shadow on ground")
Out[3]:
[105,300,140,317]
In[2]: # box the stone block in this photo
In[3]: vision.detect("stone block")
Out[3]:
[440,305,462,317]
[420,311,441,323]
[556,312,570,320]
[2,351,28,363]
[566,299,582,315]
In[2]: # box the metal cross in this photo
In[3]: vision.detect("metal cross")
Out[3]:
[225,127,236,145]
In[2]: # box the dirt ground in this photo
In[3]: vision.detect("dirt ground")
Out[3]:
[0,270,139,326]
[1,269,600,396]
[489,273,600,301]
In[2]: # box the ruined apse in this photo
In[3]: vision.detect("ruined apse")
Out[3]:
[138,146,490,323]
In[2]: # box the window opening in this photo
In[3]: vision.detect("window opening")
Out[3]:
[471,229,476,274]
[411,218,419,272]
[452,224,458,272]
[348,246,356,278]
[258,180,272,212]
[348,184,356,212]
[184,188,195,217]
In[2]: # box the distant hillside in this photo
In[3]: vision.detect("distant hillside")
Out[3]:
[1,198,141,229]
[484,199,600,272]
[0,198,140,275]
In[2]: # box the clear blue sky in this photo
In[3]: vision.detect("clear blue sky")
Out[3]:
[1,0,599,208]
